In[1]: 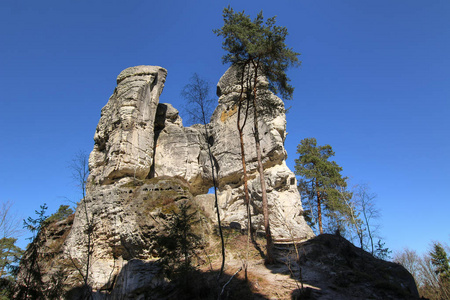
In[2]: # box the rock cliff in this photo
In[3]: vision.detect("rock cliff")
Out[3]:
[15,66,419,299]
[210,66,312,240]
[52,65,312,297]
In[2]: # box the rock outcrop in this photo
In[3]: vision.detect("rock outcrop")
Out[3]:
[60,65,313,296]
[85,64,313,242]
[210,66,312,240]
[89,66,167,185]
[17,65,419,299]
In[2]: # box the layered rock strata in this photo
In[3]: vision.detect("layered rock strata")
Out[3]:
[89,66,167,185]
[62,65,313,296]
[209,66,312,240]
[16,65,421,299]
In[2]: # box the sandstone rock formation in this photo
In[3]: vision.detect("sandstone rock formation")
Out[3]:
[85,64,313,242]
[210,66,312,240]
[59,65,314,296]
[15,65,420,299]
[89,66,167,185]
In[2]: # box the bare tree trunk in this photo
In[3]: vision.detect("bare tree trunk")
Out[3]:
[203,123,225,279]
[250,60,274,264]
[340,186,364,249]
[235,63,252,281]
[182,73,226,280]
[316,188,323,234]
[70,151,92,299]
[362,203,374,255]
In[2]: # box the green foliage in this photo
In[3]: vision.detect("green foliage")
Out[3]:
[430,242,450,280]
[0,237,21,299]
[214,6,300,100]
[215,6,300,264]
[394,242,450,299]
[15,204,49,299]
[0,237,22,277]
[374,239,392,260]
[295,138,349,234]
[45,205,73,224]
[23,204,48,239]
[156,202,202,284]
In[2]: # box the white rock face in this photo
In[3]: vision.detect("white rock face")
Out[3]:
[153,103,211,195]
[210,65,314,240]
[89,65,167,185]
[60,65,313,296]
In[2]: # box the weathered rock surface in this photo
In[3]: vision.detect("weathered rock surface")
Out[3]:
[17,65,420,299]
[290,234,420,299]
[68,65,308,294]
[210,66,313,240]
[86,64,312,242]
[89,66,167,185]
[153,103,211,195]
[51,65,313,297]
[64,176,200,294]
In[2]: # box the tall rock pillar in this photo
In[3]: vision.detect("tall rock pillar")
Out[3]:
[88,66,167,185]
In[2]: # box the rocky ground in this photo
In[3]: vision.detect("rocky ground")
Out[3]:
[193,231,420,300]
[136,225,419,300]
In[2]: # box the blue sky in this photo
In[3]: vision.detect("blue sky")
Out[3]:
[1,0,449,255]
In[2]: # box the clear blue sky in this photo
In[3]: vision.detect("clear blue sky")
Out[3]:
[1,0,449,255]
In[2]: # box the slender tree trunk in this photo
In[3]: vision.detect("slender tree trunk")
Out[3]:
[362,205,374,254]
[316,188,323,234]
[238,125,251,237]
[236,63,252,238]
[236,62,252,281]
[250,61,274,263]
[203,123,225,279]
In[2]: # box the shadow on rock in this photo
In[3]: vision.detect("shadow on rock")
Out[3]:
[268,234,420,300]
[65,259,269,300]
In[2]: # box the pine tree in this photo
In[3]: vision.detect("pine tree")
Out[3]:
[0,237,22,278]
[430,242,450,299]
[431,243,450,279]
[214,6,300,263]
[295,138,348,234]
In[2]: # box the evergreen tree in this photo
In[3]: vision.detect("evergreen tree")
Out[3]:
[295,138,349,234]
[429,242,450,299]
[155,203,201,291]
[15,204,49,299]
[431,242,450,280]
[0,237,22,278]
[214,6,300,263]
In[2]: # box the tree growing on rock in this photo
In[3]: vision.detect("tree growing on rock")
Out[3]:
[295,138,348,235]
[155,202,202,293]
[214,6,300,264]
[181,73,225,279]
[69,150,94,299]
[15,204,49,299]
